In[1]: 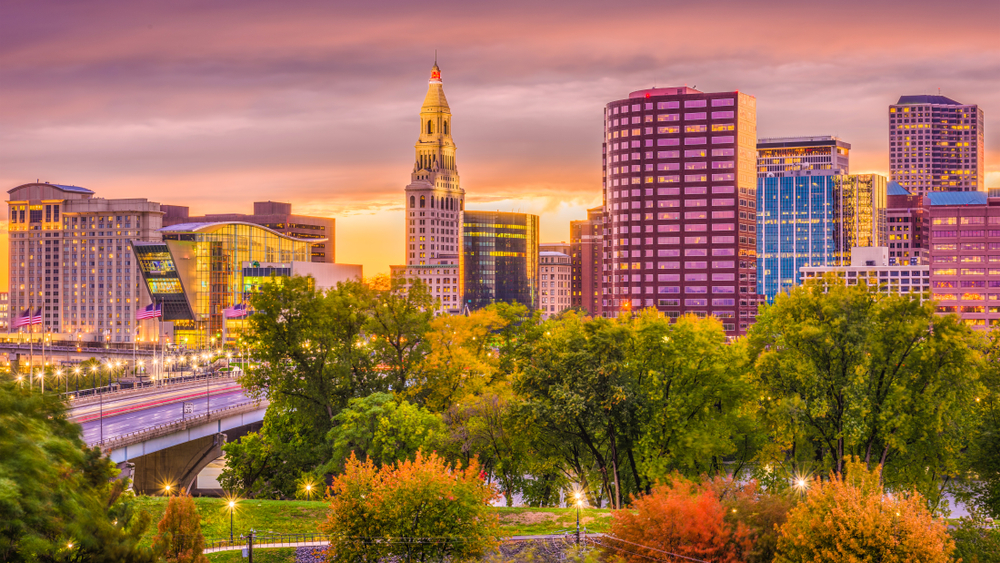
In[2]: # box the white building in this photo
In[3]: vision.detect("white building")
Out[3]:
[539,251,572,319]
[799,246,930,296]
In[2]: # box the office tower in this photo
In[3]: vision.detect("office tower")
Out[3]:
[800,246,929,297]
[392,62,465,314]
[757,136,850,178]
[602,87,758,336]
[0,292,7,332]
[463,210,539,311]
[570,206,604,316]
[926,190,1000,329]
[539,250,572,319]
[757,174,888,302]
[889,95,984,195]
[7,182,161,342]
[162,201,336,263]
[886,182,926,265]
[135,221,360,348]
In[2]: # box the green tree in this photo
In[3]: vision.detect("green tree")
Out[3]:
[0,380,155,562]
[152,492,209,563]
[967,329,1000,517]
[364,274,434,394]
[950,512,1000,563]
[322,392,444,473]
[747,277,984,505]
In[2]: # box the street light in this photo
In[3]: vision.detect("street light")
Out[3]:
[226,498,239,542]
[574,490,583,546]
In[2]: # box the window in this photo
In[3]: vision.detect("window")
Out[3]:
[658,150,680,159]
[657,101,680,110]
[684,149,707,158]
[427,120,433,134]
[658,126,680,134]
[712,148,735,157]
[684,125,707,133]
[711,111,735,119]
[685,137,707,145]
[711,98,734,107]
[712,136,735,144]
[684,100,707,108]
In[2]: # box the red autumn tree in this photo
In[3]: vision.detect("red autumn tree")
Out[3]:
[152,491,208,563]
[607,474,754,563]
[774,459,954,563]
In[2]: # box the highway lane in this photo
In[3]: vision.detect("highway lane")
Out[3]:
[70,381,245,422]
[80,387,257,445]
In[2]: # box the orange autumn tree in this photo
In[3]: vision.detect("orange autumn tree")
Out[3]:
[152,491,208,563]
[607,474,755,563]
[774,458,955,563]
[321,451,502,563]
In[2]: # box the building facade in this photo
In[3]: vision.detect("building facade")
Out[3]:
[463,210,539,311]
[926,191,1000,329]
[602,87,759,336]
[134,221,360,348]
[392,62,465,314]
[7,182,162,342]
[800,246,930,297]
[889,95,985,195]
[757,174,888,302]
[539,251,572,319]
[162,201,336,263]
[570,206,604,317]
[0,292,8,332]
[886,182,926,265]
[757,136,850,178]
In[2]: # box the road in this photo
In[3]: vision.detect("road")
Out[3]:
[76,381,257,445]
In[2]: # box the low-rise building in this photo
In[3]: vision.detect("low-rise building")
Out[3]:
[800,246,930,296]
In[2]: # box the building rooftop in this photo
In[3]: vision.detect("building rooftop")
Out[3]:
[7,182,94,195]
[539,251,570,257]
[628,87,703,99]
[159,221,328,242]
[886,182,911,196]
[896,95,963,106]
[926,191,988,206]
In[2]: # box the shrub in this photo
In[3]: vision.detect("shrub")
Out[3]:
[607,474,754,563]
[951,513,1000,563]
[152,491,208,563]
[774,459,954,563]
[321,451,501,562]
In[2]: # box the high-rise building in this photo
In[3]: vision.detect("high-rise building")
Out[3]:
[926,190,1000,330]
[757,136,850,178]
[602,87,759,336]
[7,182,162,342]
[162,201,336,263]
[889,95,984,196]
[462,210,539,311]
[757,174,888,302]
[570,206,604,317]
[886,182,926,265]
[539,251,572,319]
[0,292,8,333]
[391,62,465,314]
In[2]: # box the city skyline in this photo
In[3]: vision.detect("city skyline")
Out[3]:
[2,0,998,287]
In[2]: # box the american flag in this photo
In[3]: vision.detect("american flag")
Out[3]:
[11,309,31,329]
[30,307,42,325]
[223,302,248,318]
[136,303,162,320]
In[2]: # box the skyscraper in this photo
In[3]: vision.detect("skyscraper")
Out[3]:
[889,95,984,195]
[885,182,926,266]
[463,210,539,311]
[570,206,604,317]
[757,136,850,178]
[7,182,161,342]
[392,62,465,314]
[602,87,758,336]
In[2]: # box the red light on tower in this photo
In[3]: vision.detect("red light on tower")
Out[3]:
[645,92,651,99]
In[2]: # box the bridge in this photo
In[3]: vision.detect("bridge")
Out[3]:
[70,376,267,494]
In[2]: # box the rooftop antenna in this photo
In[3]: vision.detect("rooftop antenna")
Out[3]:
[434,50,437,65]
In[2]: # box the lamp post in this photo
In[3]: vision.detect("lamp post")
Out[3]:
[228,499,237,542]
[74,367,80,395]
[574,491,583,546]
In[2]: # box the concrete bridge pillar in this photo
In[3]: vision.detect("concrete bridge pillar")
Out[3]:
[130,432,227,495]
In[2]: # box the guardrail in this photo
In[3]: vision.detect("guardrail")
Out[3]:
[89,399,268,449]
[203,532,329,553]
[68,373,235,406]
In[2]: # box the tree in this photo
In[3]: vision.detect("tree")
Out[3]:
[322,392,444,473]
[152,492,209,563]
[363,274,434,394]
[966,329,1000,518]
[606,474,754,563]
[321,451,502,563]
[774,459,955,563]
[0,380,155,563]
[747,278,984,505]
[950,512,1000,563]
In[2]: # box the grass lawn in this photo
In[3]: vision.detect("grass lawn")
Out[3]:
[132,496,613,545]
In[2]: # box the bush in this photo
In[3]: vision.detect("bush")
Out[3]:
[951,513,1000,563]
[320,451,502,562]
[606,474,755,563]
[774,459,954,563]
[153,492,209,563]
[711,478,794,563]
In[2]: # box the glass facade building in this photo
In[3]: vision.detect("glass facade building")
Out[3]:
[462,211,539,311]
[757,174,888,302]
[134,221,315,347]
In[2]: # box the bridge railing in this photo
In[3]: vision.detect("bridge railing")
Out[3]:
[202,532,329,552]
[89,399,267,449]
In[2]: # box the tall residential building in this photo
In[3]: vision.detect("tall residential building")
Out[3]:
[539,251,572,319]
[162,201,336,263]
[926,190,1000,330]
[886,182,926,265]
[757,136,850,178]
[757,174,888,302]
[391,62,465,314]
[602,87,758,336]
[800,246,930,297]
[7,182,162,342]
[463,210,539,311]
[889,95,984,195]
[570,206,604,317]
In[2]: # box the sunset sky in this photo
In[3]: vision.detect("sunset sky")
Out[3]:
[2,0,998,286]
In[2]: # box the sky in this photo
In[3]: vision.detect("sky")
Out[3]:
[1,0,999,286]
